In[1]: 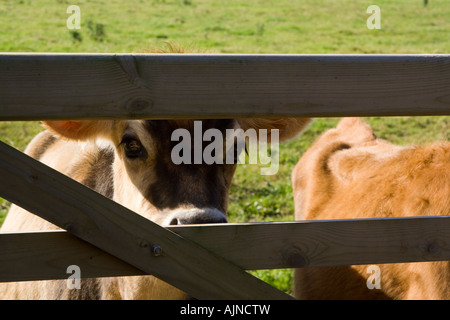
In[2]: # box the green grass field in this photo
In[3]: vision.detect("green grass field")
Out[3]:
[0,0,449,295]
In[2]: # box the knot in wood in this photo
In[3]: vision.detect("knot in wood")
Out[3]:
[282,246,307,268]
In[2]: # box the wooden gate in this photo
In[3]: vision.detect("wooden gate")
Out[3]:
[0,53,449,299]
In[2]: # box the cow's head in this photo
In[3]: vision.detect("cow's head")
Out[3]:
[43,118,310,226]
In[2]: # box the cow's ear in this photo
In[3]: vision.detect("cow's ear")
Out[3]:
[42,120,114,141]
[335,117,377,144]
[237,118,312,142]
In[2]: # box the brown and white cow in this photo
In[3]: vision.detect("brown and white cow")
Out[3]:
[0,117,310,299]
[292,117,450,300]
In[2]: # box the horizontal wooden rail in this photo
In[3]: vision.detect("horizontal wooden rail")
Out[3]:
[0,53,449,120]
[0,140,292,300]
[1,215,449,282]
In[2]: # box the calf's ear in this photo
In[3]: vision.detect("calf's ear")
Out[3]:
[335,117,377,144]
[237,118,312,142]
[42,120,114,141]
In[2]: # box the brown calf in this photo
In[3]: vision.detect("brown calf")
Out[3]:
[292,117,449,299]
[0,117,310,299]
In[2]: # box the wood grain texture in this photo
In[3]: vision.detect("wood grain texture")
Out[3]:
[0,231,146,282]
[1,216,449,283]
[0,53,449,120]
[174,217,450,269]
[0,141,292,300]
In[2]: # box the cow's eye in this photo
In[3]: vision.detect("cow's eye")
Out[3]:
[121,137,143,158]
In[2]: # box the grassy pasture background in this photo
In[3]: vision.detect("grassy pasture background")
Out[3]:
[0,0,449,295]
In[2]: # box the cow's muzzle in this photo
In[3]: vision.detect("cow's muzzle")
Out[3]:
[165,207,227,226]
